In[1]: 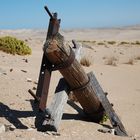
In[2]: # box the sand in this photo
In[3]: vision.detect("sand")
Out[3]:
[0,27,140,140]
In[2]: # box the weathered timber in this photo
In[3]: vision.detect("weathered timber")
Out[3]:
[28,89,40,102]
[72,40,82,62]
[36,78,69,132]
[44,33,103,121]
[88,72,128,136]
[36,6,61,112]
[36,54,52,110]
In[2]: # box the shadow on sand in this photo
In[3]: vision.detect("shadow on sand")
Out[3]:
[0,100,37,129]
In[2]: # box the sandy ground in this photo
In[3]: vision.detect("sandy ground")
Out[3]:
[0,27,140,140]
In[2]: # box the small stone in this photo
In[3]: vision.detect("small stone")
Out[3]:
[110,129,115,135]
[21,70,27,73]
[9,125,16,131]
[46,131,52,135]
[33,81,38,85]
[27,128,34,131]
[27,78,32,82]
[3,73,7,75]
[22,58,28,63]
[52,132,61,136]
[10,68,13,72]
[98,128,115,135]
[33,87,37,90]
[25,59,28,63]
[0,124,6,133]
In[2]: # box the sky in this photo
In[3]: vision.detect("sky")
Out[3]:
[0,0,140,29]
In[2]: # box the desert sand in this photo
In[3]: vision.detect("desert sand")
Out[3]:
[0,27,140,140]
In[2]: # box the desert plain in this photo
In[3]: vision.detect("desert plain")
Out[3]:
[0,26,140,140]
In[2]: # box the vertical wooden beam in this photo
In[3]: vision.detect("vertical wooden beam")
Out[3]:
[36,53,52,111]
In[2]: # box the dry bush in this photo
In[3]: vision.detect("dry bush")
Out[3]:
[124,58,134,65]
[104,56,118,66]
[135,41,140,45]
[102,56,107,60]
[68,92,78,102]
[80,57,92,67]
[119,41,129,45]
[97,42,105,45]
[131,41,140,45]
[135,56,140,60]
[107,41,116,45]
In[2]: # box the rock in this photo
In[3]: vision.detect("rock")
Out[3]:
[25,59,28,63]
[27,128,34,131]
[10,68,13,72]
[0,68,6,75]
[22,58,28,63]
[27,78,32,82]
[52,132,61,136]
[33,87,37,90]
[98,128,115,135]
[21,70,27,73]
[0,124,6,133]
[3,73,7,75]
[33,81,38,85]
[9,125,16,131]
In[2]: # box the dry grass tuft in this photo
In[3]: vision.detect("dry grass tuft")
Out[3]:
[124,58,134,65]
[68,92,78,102]
[97,42,105,45]
[107,41,116,45]
[80,57,92,67]
[135,56,140,60]
[105,56,118,66]
[119,41,129,45]
[131,41,140,45]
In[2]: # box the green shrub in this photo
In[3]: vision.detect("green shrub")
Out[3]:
[0,36,31,55]
[99,114,109,124]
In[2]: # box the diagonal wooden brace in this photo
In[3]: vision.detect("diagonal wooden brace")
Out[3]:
[88,72,128,136]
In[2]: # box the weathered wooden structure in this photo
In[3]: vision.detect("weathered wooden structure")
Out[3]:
[29,6,128,136]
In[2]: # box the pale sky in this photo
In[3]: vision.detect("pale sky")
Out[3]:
[0,0,140,29]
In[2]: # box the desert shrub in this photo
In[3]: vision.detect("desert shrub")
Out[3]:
[99,114,109,124]
[119,41,129,45]
[135,41,140,45]
[80,57,92,67]
[105,56,118,66]
[124,58,134,65]
[97,42,105,45]
[107,41,116,45]
[0,36,31,55]
[131,41,140,45]
[135,56,140,60]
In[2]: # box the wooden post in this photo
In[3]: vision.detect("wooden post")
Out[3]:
[36,55,52,111]
[43,33,104,121]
